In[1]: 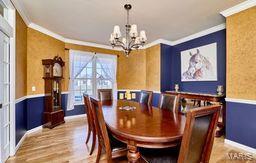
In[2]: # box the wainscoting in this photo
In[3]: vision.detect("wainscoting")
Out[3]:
[226,98,256,151]
[15,93,85,146]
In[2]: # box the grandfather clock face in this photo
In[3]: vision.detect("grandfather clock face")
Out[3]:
[53,63,62,77]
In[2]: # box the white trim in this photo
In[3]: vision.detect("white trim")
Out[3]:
[224,139,256,153]
[14,114,86,152]
[8,7,16,157]
[143,39,174,48]
[64,38,117,50]
[0,15,13,37]
[10,0,31,25]
[15,132,26,153]
[171,24,226,45]
[118,89,161,94]
[26,94,45,99]
[15,96,26,104]
[118,89,141,92]
[15,92,70,104]
[220,0,256,17]
[225,98,256,105]
[26,125,43,135]
[64,114,86,121]
[28,23,65,42]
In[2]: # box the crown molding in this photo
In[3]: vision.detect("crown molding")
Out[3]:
[143,39,174,48]
[220,0,256,17]
[11,0,31,25]
[28,23,65,42]
[64,38,117,50]
[13,0,226,50]
[171,23,226,45]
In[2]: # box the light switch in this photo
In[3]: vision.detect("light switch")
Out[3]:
[32,86,36,92]
[131,93,136,99]
[119,93,124,99]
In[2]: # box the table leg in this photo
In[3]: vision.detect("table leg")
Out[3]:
[127,144,140,163]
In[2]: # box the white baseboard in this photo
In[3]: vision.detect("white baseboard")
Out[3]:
[15,133,27,154]
[15,114,86,153]
[26,125,43,135]
[64,114,86,121]
[224,139,256,153]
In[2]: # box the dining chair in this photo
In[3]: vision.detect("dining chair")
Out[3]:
[83,94,96,155]
[90,97,127,163]
[158,93,180,113]
[98,89,113,101]
[139,90,153,106]
[140,105,221,163]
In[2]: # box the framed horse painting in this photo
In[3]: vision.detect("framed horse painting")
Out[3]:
[181,43,217,82]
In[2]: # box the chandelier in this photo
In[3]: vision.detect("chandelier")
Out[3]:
[109,4,147,57]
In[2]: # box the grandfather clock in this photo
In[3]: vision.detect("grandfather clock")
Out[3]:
[42,56,65,129]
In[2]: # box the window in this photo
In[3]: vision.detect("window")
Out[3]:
[70,51,116,104]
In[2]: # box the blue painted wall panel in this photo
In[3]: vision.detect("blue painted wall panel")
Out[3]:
[161,44,173,92]
[226,102,256,148]
[169,30,226,94]
[26,97,44,130]
[15,100,27,145]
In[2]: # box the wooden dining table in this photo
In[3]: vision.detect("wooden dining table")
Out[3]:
[102,100,186,162]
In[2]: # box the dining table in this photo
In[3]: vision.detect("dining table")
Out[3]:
[102,100,186,163]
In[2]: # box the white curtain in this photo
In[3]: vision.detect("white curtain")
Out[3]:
[67,50,95,111]
[96,54,118,100]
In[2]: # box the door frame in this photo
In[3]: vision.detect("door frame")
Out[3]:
[0,0,16,157]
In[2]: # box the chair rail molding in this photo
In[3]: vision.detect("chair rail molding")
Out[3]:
[220,0,256,17]
[225,98,256,105]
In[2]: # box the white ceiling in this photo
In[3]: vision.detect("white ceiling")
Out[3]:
[18,0,245,45]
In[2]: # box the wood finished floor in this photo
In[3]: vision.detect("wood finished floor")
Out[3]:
[7,117,255,163]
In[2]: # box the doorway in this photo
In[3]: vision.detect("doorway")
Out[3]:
[0,30,10,163]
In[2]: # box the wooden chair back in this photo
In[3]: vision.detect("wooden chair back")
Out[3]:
[178,105,221,163]
[98,89,112,101]
[139,90,153,106]
[158,93,179,113]
[90,97,112,162]
[83,94,94,131]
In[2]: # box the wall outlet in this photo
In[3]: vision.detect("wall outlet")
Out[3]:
[32,86,36,92]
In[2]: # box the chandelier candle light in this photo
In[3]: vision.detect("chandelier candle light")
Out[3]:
[110,4,147,57]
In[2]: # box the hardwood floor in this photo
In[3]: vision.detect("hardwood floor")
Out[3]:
[7,117,255,163]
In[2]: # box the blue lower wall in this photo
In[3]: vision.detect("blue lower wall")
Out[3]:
[15,100,27,145]
[15,93,86,144]
[26,97,44,130]
[226,101,256,148]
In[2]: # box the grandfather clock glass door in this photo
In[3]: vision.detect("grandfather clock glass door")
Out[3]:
[0,31,10,162]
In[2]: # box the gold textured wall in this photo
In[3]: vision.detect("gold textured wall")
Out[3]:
[16,12,27,99]
[27,28,65,95]
[146,44,161,92]
[25,29,161,95]
[117,50,147,90]
[226,7,256,100]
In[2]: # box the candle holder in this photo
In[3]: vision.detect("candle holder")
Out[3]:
[175,84,179,92]
[217,85,224,96]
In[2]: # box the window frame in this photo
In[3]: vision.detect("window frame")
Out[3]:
[72,54,114,105]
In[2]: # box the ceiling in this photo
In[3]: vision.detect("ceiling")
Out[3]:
[18,0,245,45]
